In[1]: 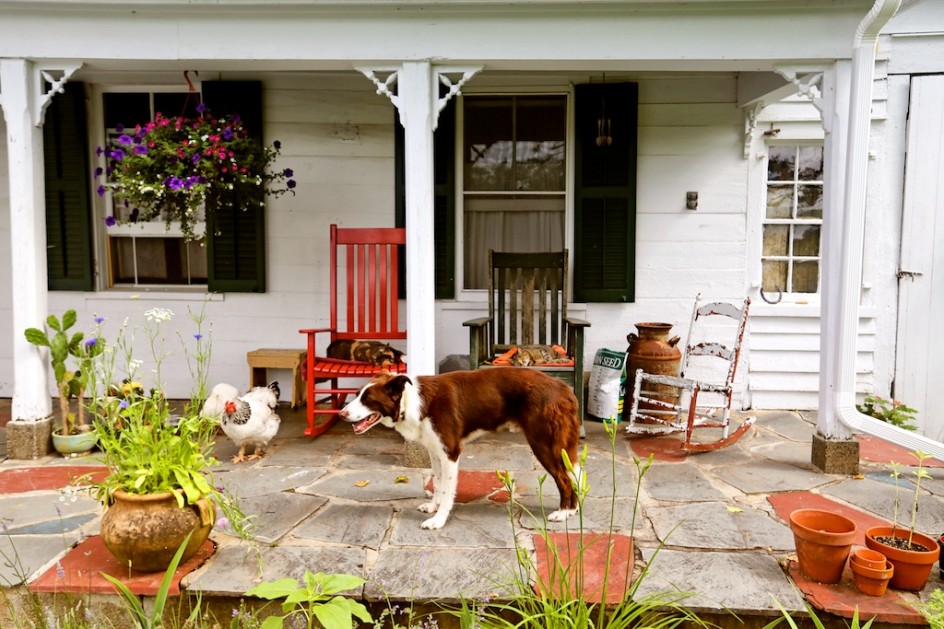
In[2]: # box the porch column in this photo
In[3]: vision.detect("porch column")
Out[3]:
[0,58,52,422]
[397,61,437,376]
[359,62,480,376]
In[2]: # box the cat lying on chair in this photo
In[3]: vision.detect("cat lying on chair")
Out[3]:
[326,339,407,367]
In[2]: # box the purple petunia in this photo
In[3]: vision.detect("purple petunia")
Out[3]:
[273,140,281,150]
[196,102,206,114]
[282,168,294,177]
[192,153,201,164]
[166,176,185,191]
[133,145,148,155]
[129,208,139,223]
[287,179,297,189]
[223,127,234,141]
[104,215,117,227]
[118,134,133,146]
[97,185,106,198]
[95,146,104,157]
[115,123,125,133]
[109,148,125,161]
[93,166,104,178]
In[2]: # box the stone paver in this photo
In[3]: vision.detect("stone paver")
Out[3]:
[719,459,836,494]
[215,466,325,498]
[299,469,427,502]
[643,461,727,502]
[227,492,328,544]
[754,411,818,442]
[647,501,795,550]
[0,533,80,586]
[294,503,393,548]
[634,547,807,615]
[391,503,517,548]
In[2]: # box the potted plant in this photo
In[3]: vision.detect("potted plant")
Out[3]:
[77,305,251,573]
[24,309,104,455]
[864,450,941,591]
[94,102,297,242]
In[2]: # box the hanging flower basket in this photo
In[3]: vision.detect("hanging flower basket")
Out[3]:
[95,103,296,242]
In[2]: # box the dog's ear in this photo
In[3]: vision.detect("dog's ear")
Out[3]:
[385,374,412,395]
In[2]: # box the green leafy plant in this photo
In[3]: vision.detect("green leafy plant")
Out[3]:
[763,597,875,629]
[245,570,373,629]
[857,395,918,431]
[95,103,297,242]
[23,309,105,435]
[884,450,934,549]
[914,588,944,629]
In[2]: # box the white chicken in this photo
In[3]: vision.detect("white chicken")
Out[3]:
[201,383,241,420]
[221,381,281,463]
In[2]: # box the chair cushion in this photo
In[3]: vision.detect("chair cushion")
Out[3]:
[490,344,574,367]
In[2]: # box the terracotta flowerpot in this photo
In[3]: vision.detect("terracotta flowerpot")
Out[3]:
[850,557,894,597]
[100,489,215,573]
[851,547,887,570]
[864,526,940,591]
[789,509,857,584]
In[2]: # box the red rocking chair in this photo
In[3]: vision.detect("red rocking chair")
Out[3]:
[299,224,407,437]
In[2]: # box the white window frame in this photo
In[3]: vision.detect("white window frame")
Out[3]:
[89,83,209,292]
[454,86,575,301]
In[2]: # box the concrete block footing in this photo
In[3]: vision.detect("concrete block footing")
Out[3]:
[6,416,53,460]
[810,432,860,475]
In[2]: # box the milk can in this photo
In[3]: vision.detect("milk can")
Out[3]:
[625,322,682,412]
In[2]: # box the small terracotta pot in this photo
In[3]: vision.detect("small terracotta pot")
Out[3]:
[789,509,857,584]
[850,558,894,597]
[851,547,887,570]
[865,526,941,591]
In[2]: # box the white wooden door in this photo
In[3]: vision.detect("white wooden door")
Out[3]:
[895,74,944,441]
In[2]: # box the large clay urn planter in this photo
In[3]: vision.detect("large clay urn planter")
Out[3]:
[864,526,940,591]
[789,509,857,584]
[626,322,682,412]
[100,489,215,573]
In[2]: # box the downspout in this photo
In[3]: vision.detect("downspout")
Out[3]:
[835,0,944,461]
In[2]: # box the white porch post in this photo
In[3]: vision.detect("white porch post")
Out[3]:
[397,61,437,376]
[359,62,480,376]
[817,60,854,441]
[0,58,52,421]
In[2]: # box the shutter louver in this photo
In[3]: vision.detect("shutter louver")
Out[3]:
[202,81,266,293]
[44,81,94,291]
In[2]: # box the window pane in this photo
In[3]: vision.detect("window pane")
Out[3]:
[797,184,823,219]
[463,195,564,289]
[797,145,823,181]
[766,185,793,219]
[109,237,207,285]
[515,97,566,191]
[464,97,514,191]
[762,260,787,293]
[767,146,796,181]
[154,92,200,119]
[763,224,789,256]
[792,224,821,256]
[792,260,819,293]
[103,93,150,130]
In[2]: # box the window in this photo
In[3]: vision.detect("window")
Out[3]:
[461,95,567,289]
[762,144,823,294]
[100,91,208,287]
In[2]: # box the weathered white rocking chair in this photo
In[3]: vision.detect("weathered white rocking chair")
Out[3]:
[625,295,756,452]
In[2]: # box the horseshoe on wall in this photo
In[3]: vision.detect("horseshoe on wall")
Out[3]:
[760,285,783,304]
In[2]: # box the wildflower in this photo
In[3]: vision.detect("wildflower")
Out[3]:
[94,316,105,324]
[85,338,98,348]
[216,516,230,528]
[144,307,174,323]
[194,333,203,340]
[118,400,130,409]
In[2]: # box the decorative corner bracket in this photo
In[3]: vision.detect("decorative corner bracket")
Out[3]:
[33,63,82,127]
[434,66,482,127]
[742,102,763,159]
[775,66,825,116]
[357,66,401,111]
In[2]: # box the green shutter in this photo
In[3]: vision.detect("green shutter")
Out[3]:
[574,82,638,302]
[201,81,266,293]
[395,94,456,299]
[44,81,94,291]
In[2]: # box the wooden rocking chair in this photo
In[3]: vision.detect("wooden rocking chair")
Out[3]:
[624,295,755,452]
[298,224,407,437]
[464,250,590,431]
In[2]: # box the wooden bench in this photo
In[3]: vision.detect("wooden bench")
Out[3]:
[246,348,307,409]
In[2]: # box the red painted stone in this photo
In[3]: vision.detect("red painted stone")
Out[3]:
[0,466,108,494]
[627,435,687,462]
[30,535,215,596]
[855,435,944,467]
[787,560,926,624]
[532,532,633,604]
[769,492,889,548]
[426,470,509,503]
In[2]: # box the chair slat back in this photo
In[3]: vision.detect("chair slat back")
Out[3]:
[680,295,750,386]
[488,250,567,349]
[330,224,407,341]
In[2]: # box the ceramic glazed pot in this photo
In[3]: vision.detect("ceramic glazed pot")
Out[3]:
[864,526,941,591]
[851,547,887,570]
[51,428,97,455]
[789,509,857,584]
[850,557,894,597]
[100,489,215,573]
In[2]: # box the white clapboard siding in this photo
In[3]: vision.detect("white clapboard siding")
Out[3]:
[747,307,876,410]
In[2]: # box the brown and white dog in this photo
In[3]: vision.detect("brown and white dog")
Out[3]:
[338,368,583,529]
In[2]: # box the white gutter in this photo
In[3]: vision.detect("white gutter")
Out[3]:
[835,0,944,462]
